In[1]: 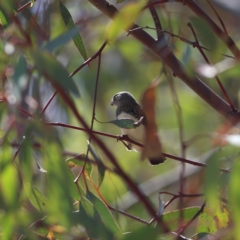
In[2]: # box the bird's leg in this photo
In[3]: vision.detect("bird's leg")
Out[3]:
[117,134,132,150]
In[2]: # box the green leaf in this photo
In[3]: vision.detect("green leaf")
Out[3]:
[45,142,77,228]
[109,119,137,129]
[106,0,146,42]
[229,158,240,236]
[86,191,121,235]
[122,226,159,240]
[197,200,229,234]
[43,28,79,52]
[1,164,19,208]
[88,142,105,187]
[59,1,88,60]
[0,1,18,28]
[66,153,92,177]
[12,55,27,102]
[203,150,221,201]
[0,9,9,28]
[23,182,48,212]
[163,207,201,231]
[31,49,80,97]
[78,198,114,239]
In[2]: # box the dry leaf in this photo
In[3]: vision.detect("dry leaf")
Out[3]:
[141,80,165,165]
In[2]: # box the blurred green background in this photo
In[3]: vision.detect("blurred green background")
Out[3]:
[1,0,240,239]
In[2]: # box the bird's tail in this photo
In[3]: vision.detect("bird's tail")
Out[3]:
[148,156,166,165]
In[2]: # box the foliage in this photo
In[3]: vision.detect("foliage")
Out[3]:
[0,0,240,239]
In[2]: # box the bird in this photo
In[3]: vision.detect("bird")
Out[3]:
[111,91,165,165]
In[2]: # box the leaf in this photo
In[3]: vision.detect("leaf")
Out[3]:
[78,198,114,239]
[45,142,78,228]
[86,191,121,235]
[141,80,165,164]
[66,153,92,177]
[203,150,221,201]
[228,158,240,236]
[109,119,136,129]
[0,1,18,28]
[12,55,27,102]
[59,1,88,60]
[106,0,146,42]
[197,200,229,234]
[0,9,9,28]
[163,207,201,231]
[31,49,80,97]
[88,142,105,187]
[1,164,19,208]
[43,28,79,52]
[23,182,48,212]
[122,226,159,240]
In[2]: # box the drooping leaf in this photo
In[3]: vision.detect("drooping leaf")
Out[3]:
[88,142,105,187]
[141,80,165,163]
[23,182,48,212]
[31,49,80,97]
[86,191,121,235]
[78,198,114,239]
[59,1,88,60]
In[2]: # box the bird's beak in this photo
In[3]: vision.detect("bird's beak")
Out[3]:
[111,99,114,106]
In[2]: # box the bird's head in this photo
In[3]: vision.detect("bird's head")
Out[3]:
[111,91,137,107]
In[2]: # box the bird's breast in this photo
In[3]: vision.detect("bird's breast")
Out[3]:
[117,112,145,152]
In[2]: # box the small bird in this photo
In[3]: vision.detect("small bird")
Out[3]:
[111,91,165,165]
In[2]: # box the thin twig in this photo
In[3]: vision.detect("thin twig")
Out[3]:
[148,2,163,40]
[187,22,236,112]
[206,0,228,35]
[43,121,231,173]
[177,201,206,235]
[17,0,37,12]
